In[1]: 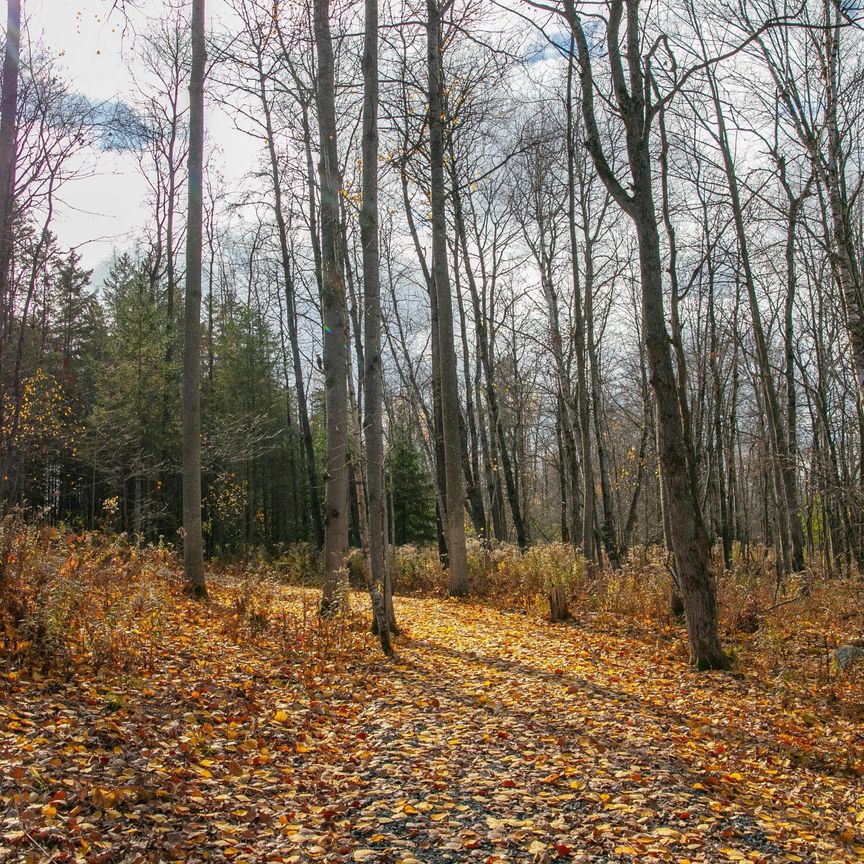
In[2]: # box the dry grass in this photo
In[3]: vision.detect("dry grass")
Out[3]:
[0,520,370,682]
[2,522,862,718]
[384,539,864,717]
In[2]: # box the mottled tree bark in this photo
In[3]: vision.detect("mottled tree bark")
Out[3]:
[314,0,350,611]
[182,0,207,598]
[427,0,468,595]
[361,0,395,649]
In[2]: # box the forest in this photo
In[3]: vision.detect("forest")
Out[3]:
[1,0,864,861]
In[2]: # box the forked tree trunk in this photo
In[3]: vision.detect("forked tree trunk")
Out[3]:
[565,0,728,669]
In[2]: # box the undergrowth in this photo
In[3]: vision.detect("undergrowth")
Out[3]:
[2,519,862,717]
[0,518,369,684]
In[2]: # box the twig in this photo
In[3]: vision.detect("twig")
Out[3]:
[759,593,804,616]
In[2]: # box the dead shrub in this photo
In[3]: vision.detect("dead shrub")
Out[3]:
[0,523,175,673]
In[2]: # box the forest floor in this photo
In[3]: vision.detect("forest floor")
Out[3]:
[2,563,864,863]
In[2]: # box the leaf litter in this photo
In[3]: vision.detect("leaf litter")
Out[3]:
[2,573,863,864]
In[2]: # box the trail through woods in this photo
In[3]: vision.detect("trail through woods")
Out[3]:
[2,586,863,863]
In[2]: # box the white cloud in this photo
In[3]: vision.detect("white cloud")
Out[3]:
[30,0,252,274]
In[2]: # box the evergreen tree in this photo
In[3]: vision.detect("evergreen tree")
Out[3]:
[89,254,179,535]
[389,421,437,547]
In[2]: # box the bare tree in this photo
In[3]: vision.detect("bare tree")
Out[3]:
[315,0,350,611]
[221,0,326,550]
[362,0,395,648]
[0,0,19,316]
[428,0,468,595]
[0,0,21,504]
[182,0,207,597]
[551,0,729,668]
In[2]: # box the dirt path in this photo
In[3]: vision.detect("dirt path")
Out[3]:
[2,589,862,863]
[341,599,862,864]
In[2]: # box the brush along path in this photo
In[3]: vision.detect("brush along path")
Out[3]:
[1,582,863,863]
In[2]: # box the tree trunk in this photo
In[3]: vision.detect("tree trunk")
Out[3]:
[639,210,721,664]
[622,419,648,554]
[564,0,727,669]
[361,0,395,649]
[449,149,526,548]
[555,403,570,543]
[707,262,732,569]
[255,49,324,550]
[565,50,595,561]
[0,0,19,296]
[0,0,21,506]
[549,585,570,622]
[181,0,207,598]
[476,347,506,541]
[314,0,350,612]
[584,240,620,570]
[427,0,468,596]
[452,246,487,539]
[821,4,864,411]
[705,66,804,574]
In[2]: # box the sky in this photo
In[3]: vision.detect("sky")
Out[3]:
[33,1,145,272]
[29,0,557,279]
[30,0,252,277]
